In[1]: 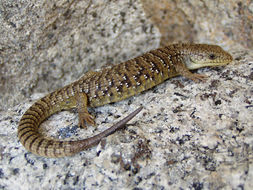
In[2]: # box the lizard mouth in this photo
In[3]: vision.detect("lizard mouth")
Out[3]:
[189,56,233,69]
[209,62,229,67]
[187,61,229,70]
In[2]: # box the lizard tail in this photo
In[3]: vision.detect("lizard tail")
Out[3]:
[18,92,142,157]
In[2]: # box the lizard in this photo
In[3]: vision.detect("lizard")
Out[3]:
[18,43,233,158]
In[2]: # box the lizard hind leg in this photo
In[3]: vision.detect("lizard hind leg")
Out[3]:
[75,92,96,128]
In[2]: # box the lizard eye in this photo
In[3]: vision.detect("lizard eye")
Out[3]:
[209,53,216,60]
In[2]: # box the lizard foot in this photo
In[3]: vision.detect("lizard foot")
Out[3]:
[78,111,96,128]
[189,73,208,82]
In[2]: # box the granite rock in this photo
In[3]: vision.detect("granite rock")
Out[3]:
[0,0,160,110]
[0,45,252,190]
[0,0,253,189]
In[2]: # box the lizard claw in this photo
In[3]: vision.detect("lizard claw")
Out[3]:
[78,111,96,128]
[190,73,208,83]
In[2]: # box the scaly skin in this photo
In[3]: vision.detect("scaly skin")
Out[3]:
[18,43,233,158]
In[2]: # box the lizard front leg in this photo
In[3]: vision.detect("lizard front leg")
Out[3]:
[75,92,95,128]
[174,61,207,82]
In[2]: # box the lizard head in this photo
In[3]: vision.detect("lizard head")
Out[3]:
[183,44,233,70]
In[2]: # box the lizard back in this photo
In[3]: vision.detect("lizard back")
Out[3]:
[77,43,232,107]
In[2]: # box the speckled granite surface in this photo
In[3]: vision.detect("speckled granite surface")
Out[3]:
[141,0,253,48]
[0,46,252,189]
[1,0,253,189]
